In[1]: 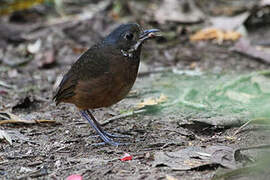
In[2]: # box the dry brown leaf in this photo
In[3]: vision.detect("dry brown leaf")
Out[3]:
[153,146,238,170]
[136,94,168,109]
[190,28,241,43]
[0,111,56,125]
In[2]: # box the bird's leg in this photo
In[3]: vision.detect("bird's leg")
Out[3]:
[86,110,131,138]
[80,110,123,146]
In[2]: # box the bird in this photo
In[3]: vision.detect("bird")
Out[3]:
[53,23,160,146]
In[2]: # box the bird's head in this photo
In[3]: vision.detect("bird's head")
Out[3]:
[104,23,160,57]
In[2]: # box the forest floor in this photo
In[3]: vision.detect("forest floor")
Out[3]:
[1,0,270,179]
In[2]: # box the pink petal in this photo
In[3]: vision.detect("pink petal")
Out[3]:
[66,174,83,180]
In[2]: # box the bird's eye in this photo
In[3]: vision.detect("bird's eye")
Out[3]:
[124,33,134,40]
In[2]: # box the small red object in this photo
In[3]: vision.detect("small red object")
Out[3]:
[66,174,83,180]
[120,153,132,161]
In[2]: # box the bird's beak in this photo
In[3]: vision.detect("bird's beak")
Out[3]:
[139,29,160,40]
[129,29,160,52]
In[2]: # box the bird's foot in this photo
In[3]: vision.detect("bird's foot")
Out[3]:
[91,135,130,146]
[103,131,131,139]
[91,141,130,147]
[90,132,131,139]
[96,130,130,146]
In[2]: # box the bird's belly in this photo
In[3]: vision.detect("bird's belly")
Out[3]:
[103,81,134,106]
[101,59,138,107]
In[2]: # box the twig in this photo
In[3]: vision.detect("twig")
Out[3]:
[233,119,253,136]
[234,117,270,136]
[101,109,146,125]
[0,119,56,125]
[0,111,56,125]
[239,144,270,151]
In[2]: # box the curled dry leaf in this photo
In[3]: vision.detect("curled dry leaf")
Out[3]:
[190,28,241,44]
[136,94,168,109]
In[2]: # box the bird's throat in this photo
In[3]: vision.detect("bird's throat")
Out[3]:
[121,40,144,58]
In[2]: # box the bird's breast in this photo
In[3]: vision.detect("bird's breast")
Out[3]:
[106,55,140,104]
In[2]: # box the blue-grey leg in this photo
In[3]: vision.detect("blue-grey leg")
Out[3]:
[80,110,127,146]
[86,110,131,138]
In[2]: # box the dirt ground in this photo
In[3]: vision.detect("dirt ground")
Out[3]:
[1,0,270,179]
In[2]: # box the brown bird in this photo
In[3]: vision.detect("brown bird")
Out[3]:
[53,23,159,146]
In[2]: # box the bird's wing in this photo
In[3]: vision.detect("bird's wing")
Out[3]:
[53,45,110,105]
[53,71,78,105]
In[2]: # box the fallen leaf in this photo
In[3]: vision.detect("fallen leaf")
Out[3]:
[233,38,270,64]
[153,147,209,170]
[136,94,168,109]
[0,130,12,145]
[120,153,132,161]
[191,115,247,127]
[153,146,239,170]
[190,28,242,43]
[210,12,250,31]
